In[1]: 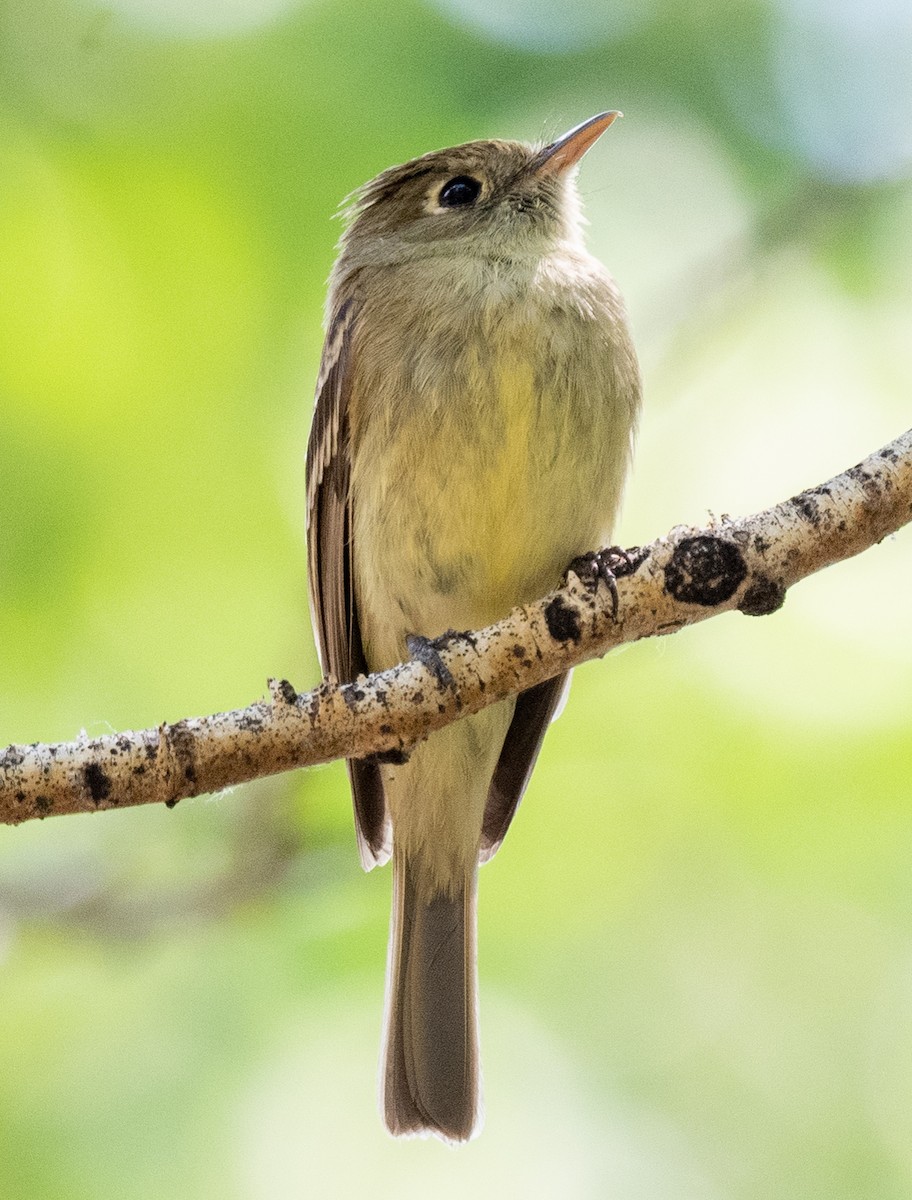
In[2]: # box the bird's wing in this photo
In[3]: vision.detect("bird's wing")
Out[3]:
[306,296,390,869]
[479,672,571,862]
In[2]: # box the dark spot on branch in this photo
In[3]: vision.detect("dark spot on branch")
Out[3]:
[34,795,51,814]
[165,797,180,809]
[545,595,581,643]
[511,644,526,658]
[83,762,112,804]
[664,536,747,607]
[739,575,787,617]
[845,463,883,495]
[792,493,820,526]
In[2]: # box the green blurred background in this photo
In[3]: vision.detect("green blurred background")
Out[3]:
[1,0,912,1195]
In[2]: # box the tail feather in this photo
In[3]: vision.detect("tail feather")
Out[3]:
[382,850,480,1141]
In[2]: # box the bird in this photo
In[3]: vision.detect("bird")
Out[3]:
[305,111,641,1142]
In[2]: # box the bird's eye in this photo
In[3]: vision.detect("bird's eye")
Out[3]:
[438,176,481,208]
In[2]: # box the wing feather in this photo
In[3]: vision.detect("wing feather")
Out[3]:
[306,298,390,868]
[480,673,571,862]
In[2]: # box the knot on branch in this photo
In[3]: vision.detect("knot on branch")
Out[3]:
[739,575,787,617]
[664,535,747,607]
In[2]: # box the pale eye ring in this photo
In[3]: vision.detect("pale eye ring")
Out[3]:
[438,176,481,208]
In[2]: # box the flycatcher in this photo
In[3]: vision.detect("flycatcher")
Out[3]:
[306,112,641,1142]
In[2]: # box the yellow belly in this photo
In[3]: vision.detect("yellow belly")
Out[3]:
[419,352,559,612]
[353,349,620,669]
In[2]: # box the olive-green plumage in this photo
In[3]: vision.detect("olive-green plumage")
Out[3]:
[306,113,641,1141]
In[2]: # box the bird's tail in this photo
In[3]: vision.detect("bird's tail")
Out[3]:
[382,846,480,1142]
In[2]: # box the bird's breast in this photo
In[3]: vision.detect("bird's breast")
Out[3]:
[349,254,638,659]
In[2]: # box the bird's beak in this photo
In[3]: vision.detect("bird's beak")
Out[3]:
[533,111,621,176]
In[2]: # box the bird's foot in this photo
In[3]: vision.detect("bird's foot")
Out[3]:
[566,545,645,620]
[406,633,456,690]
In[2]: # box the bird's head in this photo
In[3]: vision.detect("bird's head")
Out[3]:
[338,111,619,266]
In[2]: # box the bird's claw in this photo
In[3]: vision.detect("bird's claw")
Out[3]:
[406,633,456,690]
[566,545,644,620]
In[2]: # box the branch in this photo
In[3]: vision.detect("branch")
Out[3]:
[2,428,910,826]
